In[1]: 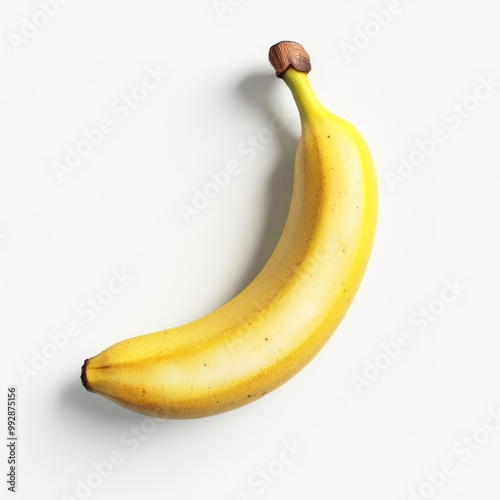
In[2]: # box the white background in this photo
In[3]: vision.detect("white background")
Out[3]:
[1,1,500,499]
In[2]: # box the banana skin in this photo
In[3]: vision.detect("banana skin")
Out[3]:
[81,41,378,419]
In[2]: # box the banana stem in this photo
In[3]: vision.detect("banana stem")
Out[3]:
[268,41,327,127]
[282,69,326,127]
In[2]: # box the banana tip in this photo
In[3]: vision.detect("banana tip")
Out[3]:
[81,359,90,391]
[269,41,311,78]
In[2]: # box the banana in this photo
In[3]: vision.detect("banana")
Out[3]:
[81,41,378,419]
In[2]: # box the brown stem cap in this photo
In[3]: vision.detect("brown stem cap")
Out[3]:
[268,41,311,78]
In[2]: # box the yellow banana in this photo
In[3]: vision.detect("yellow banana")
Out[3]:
[81,41,378,419]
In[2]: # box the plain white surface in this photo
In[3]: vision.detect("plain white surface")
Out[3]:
[1,1,500,499]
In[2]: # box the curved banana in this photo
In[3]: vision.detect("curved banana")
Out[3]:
[81,41,378,419]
